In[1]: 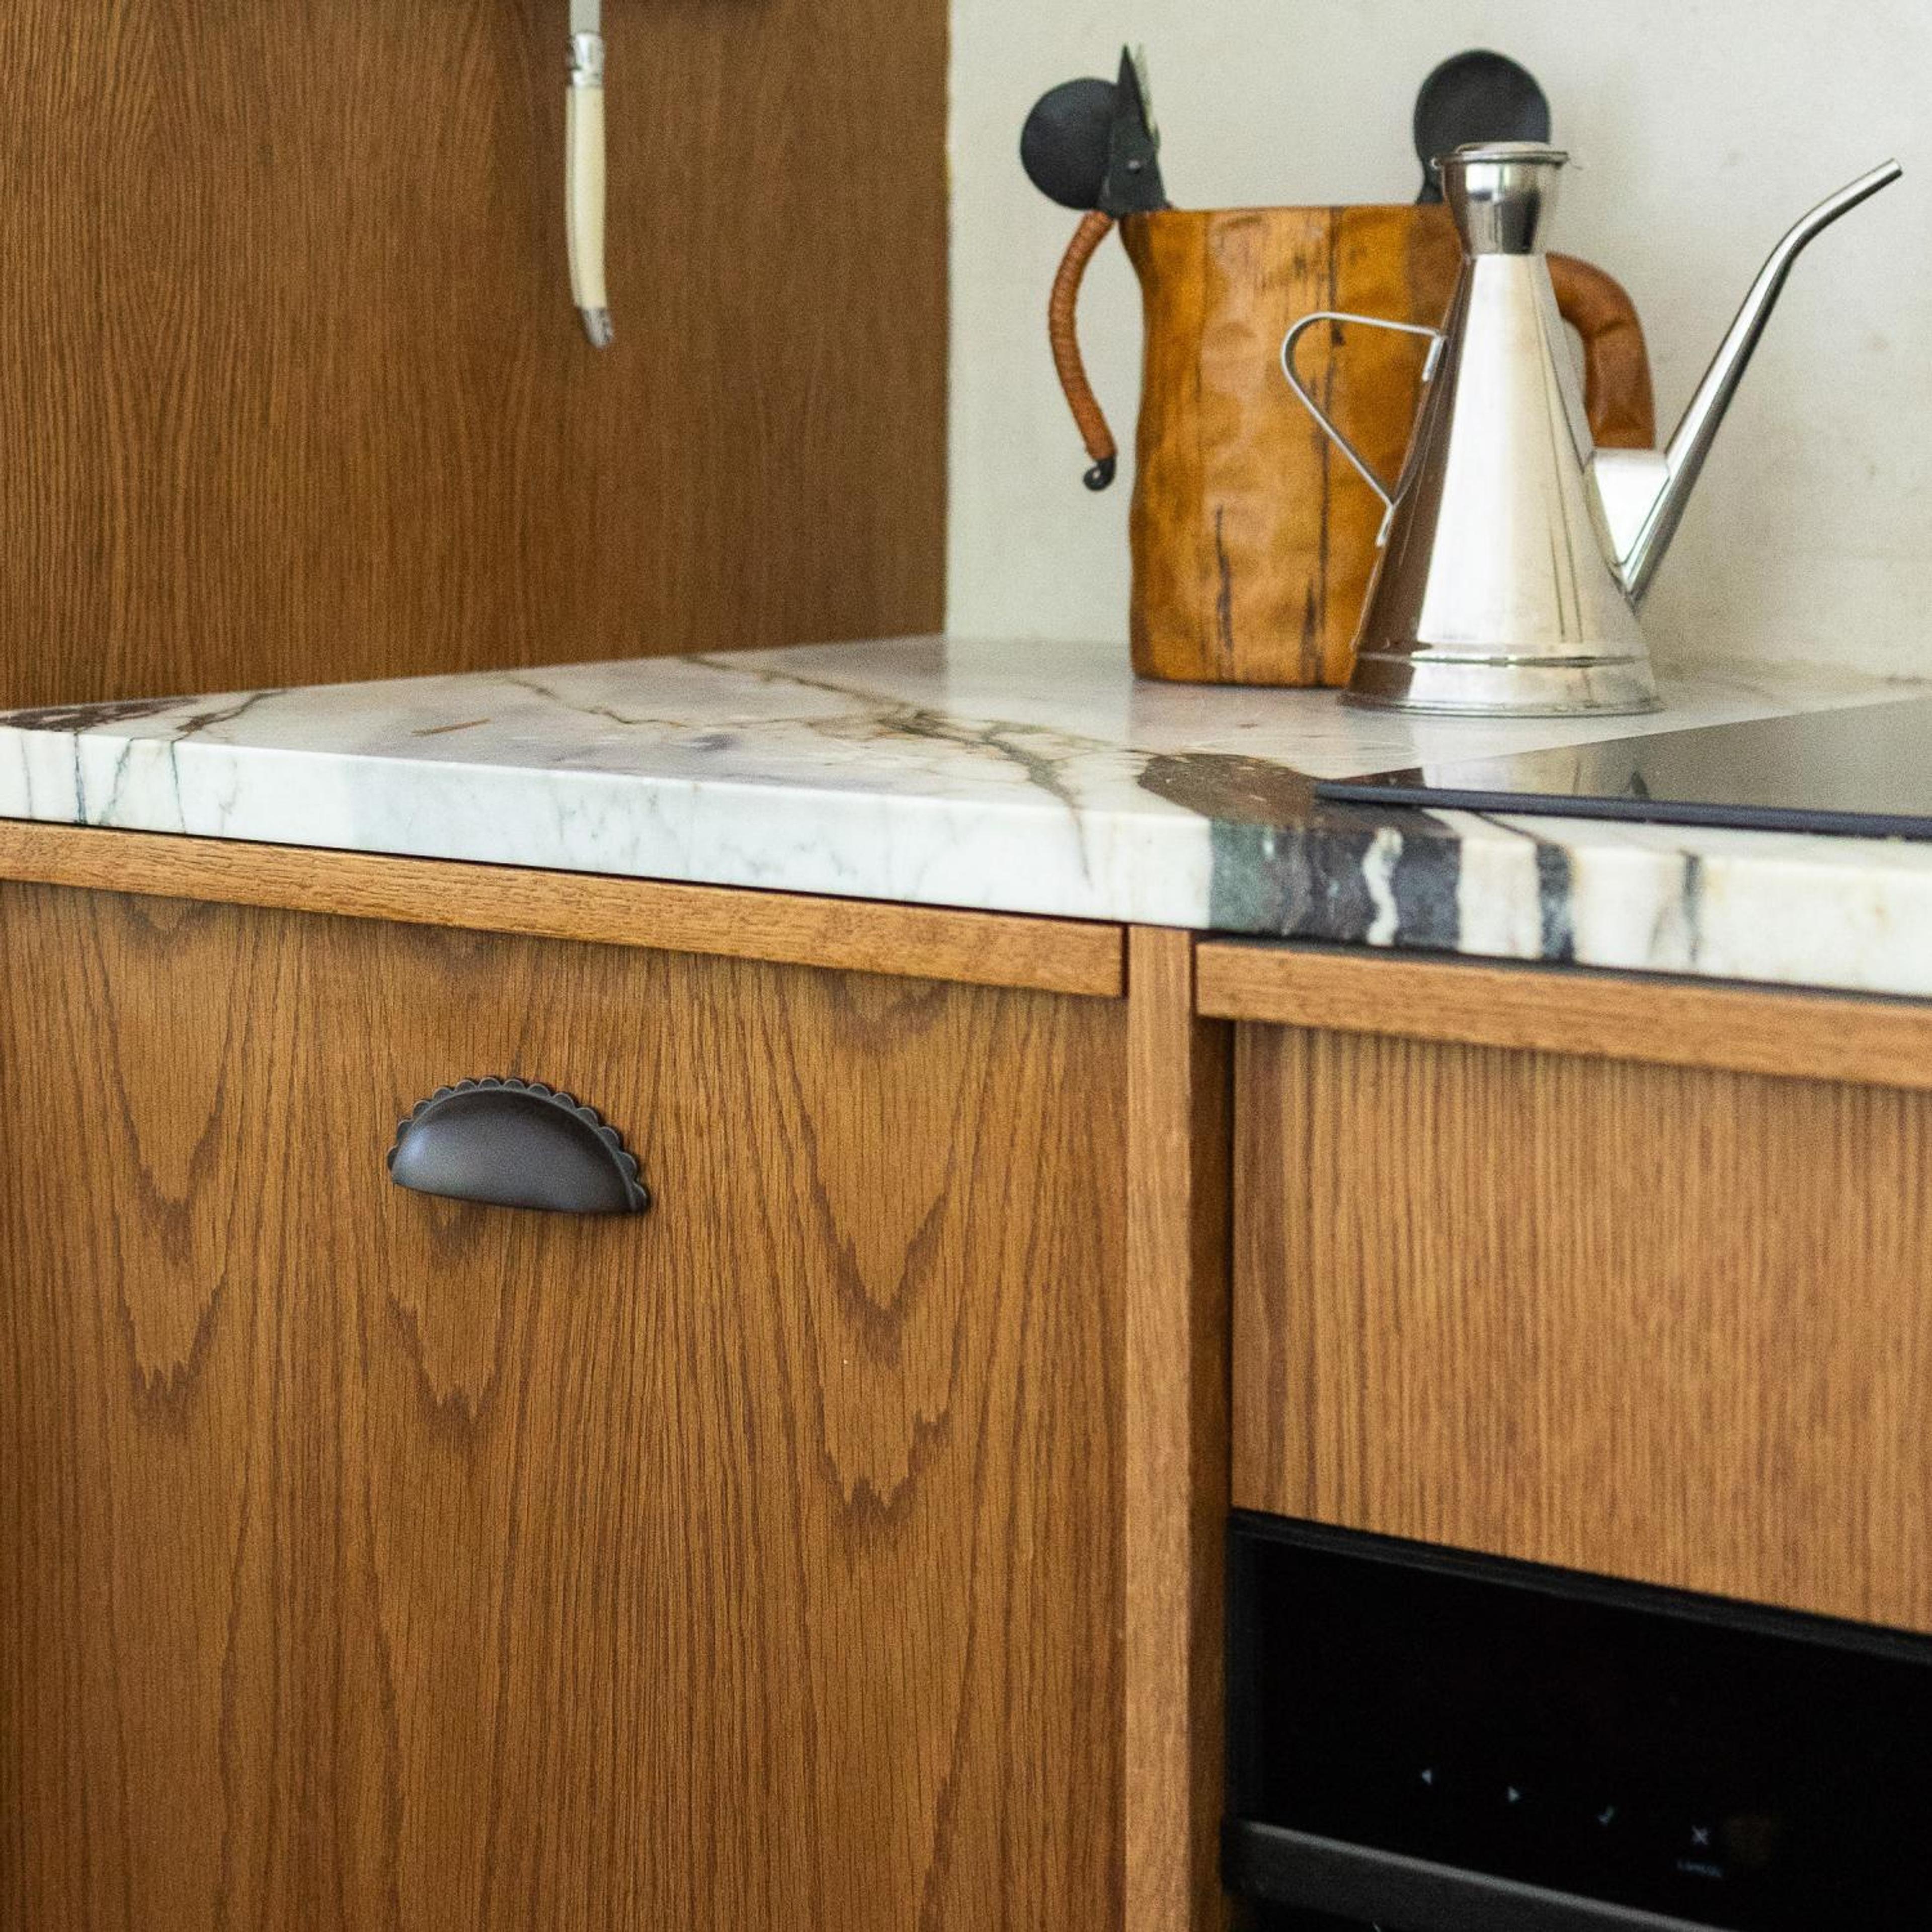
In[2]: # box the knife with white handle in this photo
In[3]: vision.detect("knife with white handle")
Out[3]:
[567,0,611,347]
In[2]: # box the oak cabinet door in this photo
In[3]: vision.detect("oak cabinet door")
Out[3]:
[2,884,1126,1930]
[1232,1019,1932,1632]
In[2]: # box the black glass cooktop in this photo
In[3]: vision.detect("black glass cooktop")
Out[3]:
[1316,696,1932,838]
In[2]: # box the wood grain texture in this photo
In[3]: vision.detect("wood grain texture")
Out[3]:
[1124,929,1231,1932]
[0,0,946,712]
[1,883,1126,1930]
[1119,204,1653,688]
[0,822,1124,997]
[1234,1021,1932,1631]
[1196,940,1932,1091]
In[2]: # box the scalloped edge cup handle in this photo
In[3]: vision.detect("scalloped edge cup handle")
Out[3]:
[387,1077,650,1216]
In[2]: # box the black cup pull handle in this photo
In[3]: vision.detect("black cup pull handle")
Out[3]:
[387,1078,650,1215]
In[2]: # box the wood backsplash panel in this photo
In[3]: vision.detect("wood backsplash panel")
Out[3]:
[0,0,946,710]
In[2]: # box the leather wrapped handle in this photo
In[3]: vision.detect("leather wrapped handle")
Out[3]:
[1048,210,1119,490]
[1549,252,1656,450]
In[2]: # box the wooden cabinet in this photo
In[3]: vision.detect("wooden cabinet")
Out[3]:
[1207,942,1932,1635]
[35,844,1932,1928]
[1,881,1129,1929]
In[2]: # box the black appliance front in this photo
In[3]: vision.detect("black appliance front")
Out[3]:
[1225,1511,1932,1931]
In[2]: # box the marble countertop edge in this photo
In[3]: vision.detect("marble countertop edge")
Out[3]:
[5,636,1932,1001]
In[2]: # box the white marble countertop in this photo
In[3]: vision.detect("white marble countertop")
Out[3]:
[3,633,1930,998]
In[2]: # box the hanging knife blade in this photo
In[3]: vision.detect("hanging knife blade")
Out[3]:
[568,0,612,347]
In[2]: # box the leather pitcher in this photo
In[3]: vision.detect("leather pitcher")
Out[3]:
[1049,203,1655,686]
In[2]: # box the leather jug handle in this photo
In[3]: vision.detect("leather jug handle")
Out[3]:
[1549,253,1656,450]
[1048,210,1120,490]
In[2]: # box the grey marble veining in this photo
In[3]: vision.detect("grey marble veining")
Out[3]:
[3,633,1929,998]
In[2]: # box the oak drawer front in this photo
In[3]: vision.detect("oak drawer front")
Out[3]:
[1232,1020,1932,1633]
[2,884,1126,1931]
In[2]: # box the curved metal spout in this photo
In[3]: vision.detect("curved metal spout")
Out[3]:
[1616,158,1901,604]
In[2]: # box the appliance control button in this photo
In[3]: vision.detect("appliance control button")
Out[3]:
[1676,1821,1727,1882]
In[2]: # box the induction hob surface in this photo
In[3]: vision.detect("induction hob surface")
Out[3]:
[1316,695,1932,838]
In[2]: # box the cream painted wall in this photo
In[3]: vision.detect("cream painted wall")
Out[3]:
[948,1,1932,676]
